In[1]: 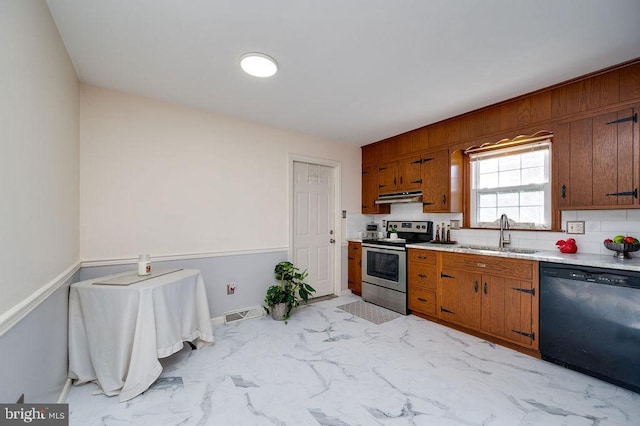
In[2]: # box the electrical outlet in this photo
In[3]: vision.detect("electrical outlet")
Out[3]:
[227,282,236,295]
[566,221,585,234]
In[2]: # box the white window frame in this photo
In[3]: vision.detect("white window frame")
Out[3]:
[468,139,552,230]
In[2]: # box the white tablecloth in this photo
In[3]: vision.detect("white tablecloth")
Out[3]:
[68,269,214,401]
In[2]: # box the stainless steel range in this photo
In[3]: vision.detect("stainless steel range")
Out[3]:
[361,220,433,314]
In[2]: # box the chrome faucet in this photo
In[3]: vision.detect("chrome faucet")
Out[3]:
[499,214,511,248]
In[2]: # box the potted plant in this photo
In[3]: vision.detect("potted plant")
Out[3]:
[263,261,316,321]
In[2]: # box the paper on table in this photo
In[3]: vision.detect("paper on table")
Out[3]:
[93,268,183,286]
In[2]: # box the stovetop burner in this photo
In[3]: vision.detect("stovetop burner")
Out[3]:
[362,220,433,247]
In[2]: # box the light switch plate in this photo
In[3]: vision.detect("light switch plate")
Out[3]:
[566,221,585,234]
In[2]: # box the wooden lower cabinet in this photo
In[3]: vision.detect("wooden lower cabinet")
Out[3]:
[408,249,438,317]
[347,241,362,295]
[409,249,539,353]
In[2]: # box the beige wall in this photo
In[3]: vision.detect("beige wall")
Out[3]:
[79,85,361,261]
[0,0,79,317]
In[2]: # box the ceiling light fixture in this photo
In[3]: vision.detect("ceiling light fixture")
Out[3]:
[240,52,278,77]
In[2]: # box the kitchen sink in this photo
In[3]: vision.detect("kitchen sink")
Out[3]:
[457,245,538,254]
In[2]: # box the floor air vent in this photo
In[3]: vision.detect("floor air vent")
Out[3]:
[224,305,263,324]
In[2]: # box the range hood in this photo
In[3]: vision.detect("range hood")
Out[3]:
[375,190,423,204]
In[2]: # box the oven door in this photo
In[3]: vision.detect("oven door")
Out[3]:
[362,244,406,292]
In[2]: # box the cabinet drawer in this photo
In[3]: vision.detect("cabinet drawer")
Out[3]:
[408,263,437,290]
[441,252,533,280]
[408,287,436,316]
[408,249,437,265]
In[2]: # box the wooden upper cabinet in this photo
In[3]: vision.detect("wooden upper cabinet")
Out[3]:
[421,149,463,212]
[378,156,423,194]
[556,106,639,209]
[362,165,390,214]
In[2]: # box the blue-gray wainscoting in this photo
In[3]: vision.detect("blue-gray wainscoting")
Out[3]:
[0,270,79,404]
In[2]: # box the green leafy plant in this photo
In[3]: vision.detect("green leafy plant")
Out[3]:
[263,261,316,320]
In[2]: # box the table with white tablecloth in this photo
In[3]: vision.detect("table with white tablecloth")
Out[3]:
[68,268,214,402]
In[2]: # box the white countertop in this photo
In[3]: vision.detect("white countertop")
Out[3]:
[406,242,640,272]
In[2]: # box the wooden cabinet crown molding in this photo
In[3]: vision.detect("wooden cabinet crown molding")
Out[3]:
[362,58,640,158]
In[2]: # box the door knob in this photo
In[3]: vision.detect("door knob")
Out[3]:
[330,239,336,244]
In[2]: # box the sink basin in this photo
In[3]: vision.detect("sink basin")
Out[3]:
[457,245,538,254]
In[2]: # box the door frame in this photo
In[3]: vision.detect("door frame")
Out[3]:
[289,154,342,297]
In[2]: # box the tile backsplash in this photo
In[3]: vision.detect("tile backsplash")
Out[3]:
[347,203,640,255]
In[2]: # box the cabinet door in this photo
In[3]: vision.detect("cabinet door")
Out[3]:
[362,165,389,214]
[422,149,450,211]
[377,161,398,194]
[480,275,507,337]
[481,275,536,347]
[558,107,638,209]
[593,108,636,206]
[397,156,423,190]
[439,268,481,329]
[504,280,536,347]
[347,242,362,295]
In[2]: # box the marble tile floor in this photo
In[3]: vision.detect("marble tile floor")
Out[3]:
[66,294,640,425]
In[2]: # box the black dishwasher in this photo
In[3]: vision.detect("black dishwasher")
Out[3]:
[540,262,640,393]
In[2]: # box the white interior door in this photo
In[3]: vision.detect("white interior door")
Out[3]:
[293,161,335,297]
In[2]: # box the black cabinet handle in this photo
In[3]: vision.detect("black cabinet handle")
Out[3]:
[394,177,397,186]
[474,281,479,293]
[562,184,566,199]
[418,274,427,278]
[417,297,428,302]
[442,194,446,204]
[440,306,454,314]
[484,282,488,295]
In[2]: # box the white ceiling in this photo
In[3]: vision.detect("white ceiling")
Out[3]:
[46,0,640,146]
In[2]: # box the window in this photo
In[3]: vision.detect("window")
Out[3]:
[468,139,551,230]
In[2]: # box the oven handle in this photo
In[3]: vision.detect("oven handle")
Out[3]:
[362,243,406,252]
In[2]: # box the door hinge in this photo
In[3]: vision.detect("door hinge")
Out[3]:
[440,272,454,278]
[411,159,424,165]
[440,306,455,314]
[512,330,535,340]
[422,157,434,163]
[512,287,535,296]
[606,188,638,199]
[606,112,637,125]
